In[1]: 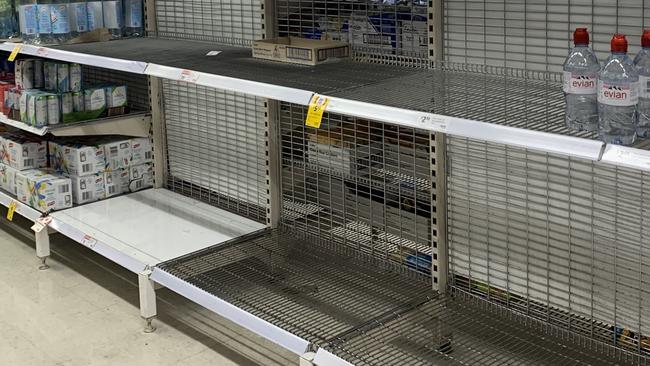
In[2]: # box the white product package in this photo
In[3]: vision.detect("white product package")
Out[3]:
[15,170,73,212]
[70,173,105,204]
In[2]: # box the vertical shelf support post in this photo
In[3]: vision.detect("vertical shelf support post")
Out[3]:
[139,269,157,333]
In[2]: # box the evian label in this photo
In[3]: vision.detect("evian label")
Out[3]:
[563,71,597,94]
[598,80,639,106]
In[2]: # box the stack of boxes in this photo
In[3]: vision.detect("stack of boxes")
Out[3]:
[49,136,154,205]
[4,58,129,127]
[0,131,72,212]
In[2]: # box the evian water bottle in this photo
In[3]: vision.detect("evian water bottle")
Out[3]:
[634,30,650,138]
[598,34,639,145]
[563,28,600,131]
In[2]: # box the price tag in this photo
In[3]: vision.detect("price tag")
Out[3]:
[81,235,97,248]
[8,45,22,62]
[36,47,48,57]
[179,69,199,83]
[418,114,448,131]
[6,201,17,221]
[305,95,330,129]
[31,216,52,233]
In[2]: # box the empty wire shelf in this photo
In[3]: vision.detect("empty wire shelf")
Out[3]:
[156,228,434,345]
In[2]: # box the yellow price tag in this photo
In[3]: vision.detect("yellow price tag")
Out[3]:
[305,95,330,129]
[6,201,17,221]
[8,45,22,62]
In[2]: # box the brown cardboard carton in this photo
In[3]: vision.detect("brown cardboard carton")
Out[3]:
[252,37,349,66]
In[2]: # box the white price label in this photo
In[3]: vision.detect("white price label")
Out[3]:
[31,216,52,233]
[81,235,97,248]
[36,47,49,57]
[206,51,222,56]
[179,69,199,83]
[418,114,448,131]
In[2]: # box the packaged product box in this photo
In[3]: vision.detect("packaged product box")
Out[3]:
[15,169,73,212]
[70,173,105,204]
[306,128,382,175]
[104,168,130,198]
[26,90,50,127]
[130,137,153,166]
[104,85,128,116]
[49,140,106,176]
[303,16,349,41]
[0,162,18,194]
[348,13,427,55]
[44,61,58,91]
[19,91,28,122]
[15,59,35,90]
[83,86,107,119]
[69,64,82,92]
[2,134,47,170]
[128,163,153,192]
[252,37,349,66]
[33,59,44,89]
[102,138,132,170]
[0,82,14,115]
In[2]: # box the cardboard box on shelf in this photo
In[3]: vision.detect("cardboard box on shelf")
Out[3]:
[102,138,132,170]
[349,13,427,56]
[129,163,153,192]
[15,170,72,212]
[70,173,105,204]
[252,37,350,66]
[104,168,130,198]
[130,137,153,166]
[306,128,382,175]
[49,141,106,176]
[1,134,47,170]
[0,163,17,194]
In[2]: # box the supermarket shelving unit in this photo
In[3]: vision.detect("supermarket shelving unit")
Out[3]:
[0,0,649,365]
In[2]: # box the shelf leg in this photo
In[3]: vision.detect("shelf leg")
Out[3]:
[299,352,316,366]
[34,227,50,270]
[139,269,157,333]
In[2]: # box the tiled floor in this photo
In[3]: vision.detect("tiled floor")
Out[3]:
[0,220,296,366]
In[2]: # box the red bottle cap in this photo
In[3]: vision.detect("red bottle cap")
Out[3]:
[642,29,650,48]
[574,28,589,45]
[611,34,628,53]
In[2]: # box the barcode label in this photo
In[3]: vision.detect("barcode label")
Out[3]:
[23,158,34,167]
[59,185,70,194]
[317,47,349,61]
[82,163,93,173]
[108,185,117,195]
[82,191,92,201]
[109,146,118,157]
[145,151,152,160]
[286,47,312,61]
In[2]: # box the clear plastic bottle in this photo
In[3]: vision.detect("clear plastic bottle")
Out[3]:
[68,0,88,37]
[122,0,141,37]
[17,0,39,43]
[50,0,71,43]
[36,0,53,44]
[102,0,122,38]
[598,34,640,145]
[634,30,650,139]
[86,0,103,31]
[563,28,600,132]
[0,0,17,38]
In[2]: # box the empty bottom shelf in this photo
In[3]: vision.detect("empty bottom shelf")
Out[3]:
[155,228,637,365]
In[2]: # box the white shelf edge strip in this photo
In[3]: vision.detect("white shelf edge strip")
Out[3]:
[151,267,311,356]
[49,216,147,273]
[313,349,355,366]
[0,190,41,221]
[1,42,148,74]
[325,96,606,161]
[144,63,313,105]
[0,113,47,135]
[600,144,650,171]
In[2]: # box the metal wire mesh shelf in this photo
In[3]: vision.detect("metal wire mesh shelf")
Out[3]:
[156,228,434,345]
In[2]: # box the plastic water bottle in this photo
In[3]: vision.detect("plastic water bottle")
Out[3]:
[634,30,650,139]
[17,0,39,43]
[563,28,600,132]
[102,0,122,38]
[36,0,53,44]
[598,34,640,145]
[86,0,103,31]
[122,0,142,37]
[0,0,17,38]
[68,0,88,37]
[50,0,71,43]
